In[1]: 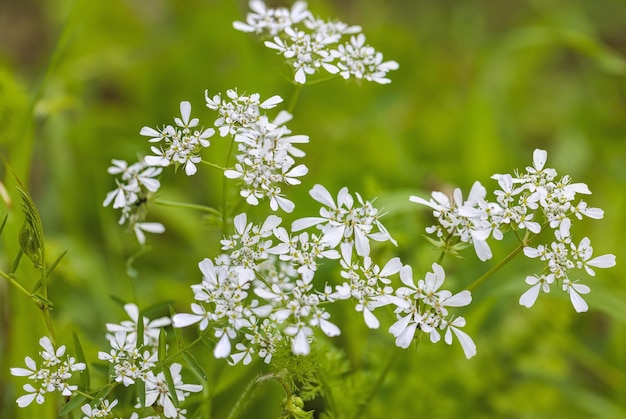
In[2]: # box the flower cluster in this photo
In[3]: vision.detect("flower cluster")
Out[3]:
[207,90,309,212]
[234,1,399,84]
[172,211,342,363]
[412,149,616,311]
[173,184,476,361]
[95,304,202,418]
[387,263,475,359]
[10,336,86,407]
[105,90,310,243]
[103,159,164,244]
[142,101,215,176]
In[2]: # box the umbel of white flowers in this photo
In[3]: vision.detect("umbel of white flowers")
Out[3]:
[172,184,478,362]
[411,149,616,312]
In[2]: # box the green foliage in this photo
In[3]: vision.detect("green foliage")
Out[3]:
[1,0,625,418]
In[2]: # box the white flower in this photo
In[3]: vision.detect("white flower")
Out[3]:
[519,274,553,308]
[144,363,202,418]
[293,184,396,256]
[11,336,85,408]
[106,303,171,348]
[133,222,165,245]
[142,101,214,176]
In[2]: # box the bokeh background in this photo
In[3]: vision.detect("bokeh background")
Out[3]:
[1,0,625,417]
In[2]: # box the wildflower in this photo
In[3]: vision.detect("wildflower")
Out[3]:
[205,89,282,137]
[80,399,118,419]
[103,158,164,244]
[331,33,399,84]
[144,363,202,418]
[106,303,171,348]
[235,1,398,84]
[387,264,475,359]
[223,112,309,213]
[142,101,215,176]
[233,0,310,36]
[292,184,396,257]
[10,336,86,407]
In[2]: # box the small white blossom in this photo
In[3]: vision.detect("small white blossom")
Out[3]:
[10,336,86,408]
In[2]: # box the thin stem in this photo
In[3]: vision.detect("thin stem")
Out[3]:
[154,199,222,217]
[201,160,227,172]
[0,270,36,301]
[466,244,525,292]
[160,334,205,365]
[287,84,303,115]
[353,350,401,419]
[221,138,237,236]
[225,372,287,419]
[0,270,57,343]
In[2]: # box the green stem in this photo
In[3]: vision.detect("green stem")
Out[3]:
[221,138,237,236]
[0,270,36,301]
[353,350,401,419]
[201,160,227,171]
[226,372,287,419]
[287,84,303,115]
[0,270,57,344]
[160,334,205,365]
[154,199,222,217]
[466,243,525,292]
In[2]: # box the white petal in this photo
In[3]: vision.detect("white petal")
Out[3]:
[291,329,310,355]
[309,184,336,208]
[569,289,589,313]
[292,217,326,231]
[451,326,477,359]
[172,313,203,328]
[260,95,283,108]
[587,254,616,269]
[394,322,417,349]
[533,149,548,170]
[363,308,380,329]
[214,333,231,358]
[519,283,542,308]
[320,319,341,337]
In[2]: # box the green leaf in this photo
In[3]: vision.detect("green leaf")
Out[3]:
[143,300,175,319]
[136,376,146,408]
[10,249,23,273]
[46,249,68,278]
[169,305,184,350]
[90,362,110,378]
[15,185,45,268]
[158,328,167,361]
[58,394,88,416]
[183,350,207,382]
[109,295,128,309]
[0,213,7,236]
[92,383,114,404]
[136,307,145,349]
[162,363,180,408]
[73,331,90,390]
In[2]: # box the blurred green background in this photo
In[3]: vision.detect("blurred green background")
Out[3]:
[1,0,625,417]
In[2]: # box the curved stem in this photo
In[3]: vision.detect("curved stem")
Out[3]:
[353,349,402,418]
[466,244,525,292]
[160,334,205,365]
[225,372,288,419]
[221,138,237,236]
[201,160,227,172]
[0,270,56,343]
[287,84,303,115]
[154,199,222,217]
